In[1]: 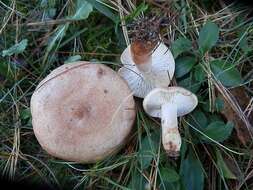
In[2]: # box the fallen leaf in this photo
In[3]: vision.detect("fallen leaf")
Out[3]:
[218,87,253,145]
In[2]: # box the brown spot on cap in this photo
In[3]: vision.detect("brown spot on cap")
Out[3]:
[72,106,91,119]
[97,67,105,78]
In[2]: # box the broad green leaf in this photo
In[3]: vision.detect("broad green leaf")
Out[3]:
[238,27,250,54]
[171,37,192,58]
[138,131,159,169]
[214,97,224,112]
[175,56,196,78]
[64,55,82,63]
[160,167,180,183]
[216,149,237,179]
[178,76,201,93]
[180,148,204,190]
[115,23,127,47]
[85,0,118,23]
[71,0,93,20]
[159,182,181,190]
[20,108,31,120]
[210,59,243,87]
[208,115,223,123]
[198,21,219,54]
[2,39,28,57]
[180,141,188,160]
[128,168,148,190]
[20,108,32,126]
[200,121,234,142]
[194,65,205,82]
[190,109,208,129]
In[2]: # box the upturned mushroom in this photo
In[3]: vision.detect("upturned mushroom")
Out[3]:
[118,42,175,98]
[118,16,175,98]
[143,87,198,157]
[31,61,136,163]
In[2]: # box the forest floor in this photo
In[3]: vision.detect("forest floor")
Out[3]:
[0,0,253,189]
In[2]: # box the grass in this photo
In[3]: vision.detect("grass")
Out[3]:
[0,0,253,189]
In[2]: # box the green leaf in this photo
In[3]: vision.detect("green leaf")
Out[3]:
[190,109,208,129]
[200,121,234,142]
[238,27,250,54]
[171,37,192,58]
[44,0,92,63]
[194,65,205,82]
[216,149,237,179]
[180,148,204,190]
[85,0,118,23]
[198,21,219,54]
[128,168,148,190]
[128,2,148,19]
[210,59,243,87]
[160,167,180,183]
[71,0,93,20]
[207,114,223,124]
[178,76,201,93]
[2,39,28,57]
[43,24,69,65]
[214,97,224,112]
[175,56,196,78]
[44,24,69,63]
[138,131,159,169]
[0,62,14,80]
[20,108,31,120]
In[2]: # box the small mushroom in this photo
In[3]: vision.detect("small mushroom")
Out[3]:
[143,87,198,157]
[31,61,136,163]
[118,42,175,98]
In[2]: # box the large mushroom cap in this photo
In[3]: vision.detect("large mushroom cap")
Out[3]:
[31,62,136,163]
[118,42,175,98]
[143,87,198,118]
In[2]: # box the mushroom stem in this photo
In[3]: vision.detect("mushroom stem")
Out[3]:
[135,58,152,73]
[130,41,156,74]
[161,102,182,157]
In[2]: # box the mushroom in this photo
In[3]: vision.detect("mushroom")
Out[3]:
[143,87,198,157]
[31,61,136,163]
[118,42,175,98]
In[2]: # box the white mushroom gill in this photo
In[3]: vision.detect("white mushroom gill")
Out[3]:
[143,87,198,157]
[118,43,175,98]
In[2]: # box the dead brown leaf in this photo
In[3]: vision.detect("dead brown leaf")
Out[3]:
[219,87,253,146]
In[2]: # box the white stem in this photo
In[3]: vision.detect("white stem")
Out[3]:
[135,58,152,74]
[137,60,157,87]
[130,45,153,74]
[161,102,181,157]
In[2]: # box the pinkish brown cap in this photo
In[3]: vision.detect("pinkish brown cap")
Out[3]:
[31,61,136,163]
